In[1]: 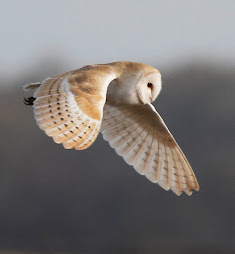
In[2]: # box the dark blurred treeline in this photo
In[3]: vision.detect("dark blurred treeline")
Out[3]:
[0,59,234,253]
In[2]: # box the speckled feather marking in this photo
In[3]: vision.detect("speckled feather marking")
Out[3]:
[101,103,199,196]
[33,77,101,150]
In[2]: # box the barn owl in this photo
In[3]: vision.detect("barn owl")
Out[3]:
[23,61,199,196]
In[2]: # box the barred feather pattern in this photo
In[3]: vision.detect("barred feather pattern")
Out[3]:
[33,77,101,150]
[101,103,199,195]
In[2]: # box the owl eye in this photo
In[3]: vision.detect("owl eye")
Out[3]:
[147,83,153,89]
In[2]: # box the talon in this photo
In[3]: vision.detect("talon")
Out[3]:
[24,97,35,105]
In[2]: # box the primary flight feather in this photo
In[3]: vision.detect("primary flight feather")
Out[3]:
[23,61,199,196]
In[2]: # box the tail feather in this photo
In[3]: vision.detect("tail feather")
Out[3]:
[23,82,41,91]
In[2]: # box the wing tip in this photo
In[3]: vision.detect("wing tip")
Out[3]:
[171,187,182,196]
[145,172,157,183]
[158,181,170,191]
[182,186,200,196]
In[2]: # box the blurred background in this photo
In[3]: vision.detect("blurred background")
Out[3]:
[0,0,234,253]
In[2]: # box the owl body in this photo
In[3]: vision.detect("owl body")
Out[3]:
[23,61,199,196]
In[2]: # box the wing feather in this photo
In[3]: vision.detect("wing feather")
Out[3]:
[101,103,199,195]
[31,67,116,150]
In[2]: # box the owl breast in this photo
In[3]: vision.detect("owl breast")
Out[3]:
[106,77,142,105]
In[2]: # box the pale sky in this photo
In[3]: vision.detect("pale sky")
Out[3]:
[1,0,235,80]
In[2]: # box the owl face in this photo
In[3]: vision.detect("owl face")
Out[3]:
[107,69,161,106]
[137,71,162,104]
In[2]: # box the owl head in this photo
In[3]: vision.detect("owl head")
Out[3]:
[107,62,162,105]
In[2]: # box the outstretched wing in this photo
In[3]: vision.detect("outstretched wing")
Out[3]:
[33,67,116,150]
[101,103,199,195]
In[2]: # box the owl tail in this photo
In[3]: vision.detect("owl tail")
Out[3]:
[23,82,41,105]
